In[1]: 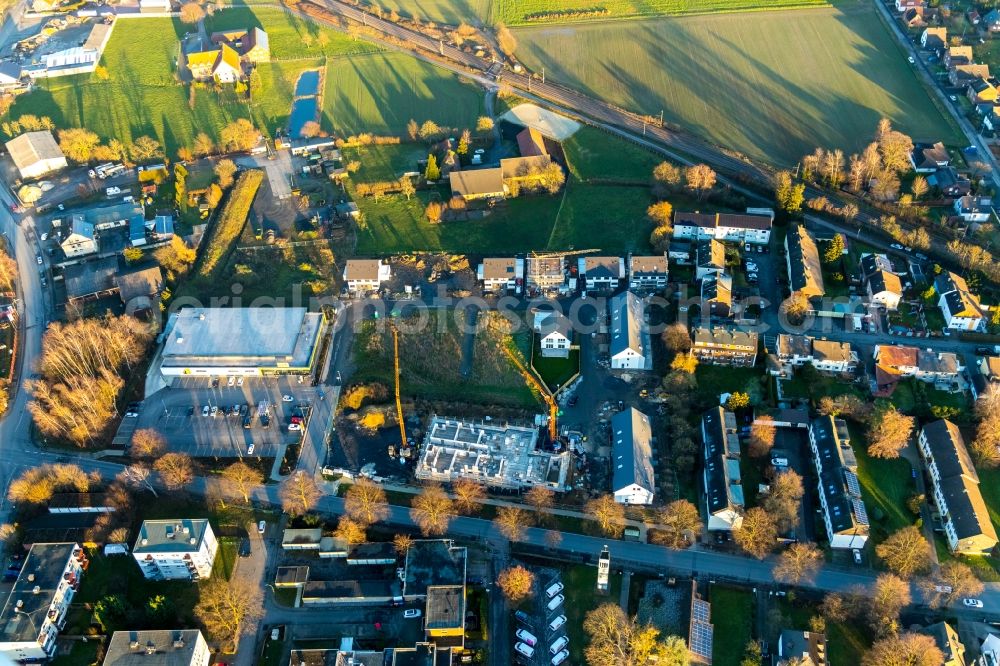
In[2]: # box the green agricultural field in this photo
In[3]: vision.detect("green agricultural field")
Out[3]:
[343,143,429,181]
[206,6,381,59]
[321,52,484,137]
[512,5,964,167]
[369,0,493,25]
[496,0,830,24]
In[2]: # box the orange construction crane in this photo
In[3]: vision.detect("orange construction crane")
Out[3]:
[389,320,407,449]
[501,343,558,441]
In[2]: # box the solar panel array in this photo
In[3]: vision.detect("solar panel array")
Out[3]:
[689,599,713,660]
[844,469,862,497]
[852,499,870,526]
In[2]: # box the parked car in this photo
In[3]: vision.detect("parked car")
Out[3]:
[548,615,567,632]
[227,376,235,387]
[551,649,570,666]
[403,609,422,619]
[964,598,984,608]
[545,582,564,598]
[890,243,904,250]
[288,423,301,431]
[907,56,915,63]
[515,629,537,647]
[257,520,266,534]
[210,405,218,417]
[514,643,535,659]
[247,444,255,455]
[282,395,294,402]
[771,457,789,468]
[852,549,862,565]
[514,610,533,626]
[546,594,564,612]
[202,405,210,417]
[237,376,244,386]
[549,636,569,655]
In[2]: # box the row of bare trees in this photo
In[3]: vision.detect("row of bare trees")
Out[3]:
[28,315,152,446]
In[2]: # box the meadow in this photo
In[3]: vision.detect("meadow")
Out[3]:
[495,0,831,24]
[351,126,674,254]
[512,5,964,167]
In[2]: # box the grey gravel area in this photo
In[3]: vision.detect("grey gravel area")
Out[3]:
[637,581,690,636]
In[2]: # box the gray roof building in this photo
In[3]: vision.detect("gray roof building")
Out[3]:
[779,629,828,666]
[403,540,466,597]
[610,408,655,505]
[609,290,651,370]
[102,630,210,666]
[810,416,869,547]
[133,519,211,554]
[703,407,743,528]
[785,224,825,298]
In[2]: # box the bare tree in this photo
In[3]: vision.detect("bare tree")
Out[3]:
[586,495,626,538]
[524,486,555,513]
[410,485,453,536]
[583,603,688,666]
[651,499,702,549]
[214,159,238,189]
[179,1,205,23]
[495,505,532,541]
[195,576,263,653]
[0,252,16,293]
[9,464,91,504]
[774,542,823,584]
[660,323,691,355]
[131,429,166,458]
[118,465,158,497]
[452,478,486,515]
[393,533,414,554]
[280,471,320,516]
[748,416,776,458]
[763,470,804,531]
[221,462,263,504]
[154,453,194,491]
[496,565,534,603]
[862,633,944,666]
[875,526,932,578]
[972,391,1000,468]
[918,560,984,608]
[344,478,389,526]
[867,406,914,459]
[684,164,716,199]
[334,517,367,544]
[734,507,778,560]
[868,573,911,635]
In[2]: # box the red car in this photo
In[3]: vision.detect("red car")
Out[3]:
[290,416,303,424]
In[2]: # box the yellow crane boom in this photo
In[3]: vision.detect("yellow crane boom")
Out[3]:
[390,321,407,448]
[501,343,558,441]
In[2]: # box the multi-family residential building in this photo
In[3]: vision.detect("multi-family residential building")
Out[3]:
[609,291,651,370]
[860,253,903,311]
[342,259,391,295]
[627,253,669,291]
[919,622,966,666]
[873,345,964,396]
[918,420,998,555]
[668,240,692,266]
[809,416,869,549]
[944,45,973,68]
[778,630,828,666]
[0,543,87,662]
[524,255,564,295]
[700,273,732,320]
[578,256,625,292]
[533,309,573,359]
[477,257,523,294]
[973,355,1000,402]
[691,325,758,367]
[102,630,211,666]
[702,407,743,531]
[935,271,988,332]
[672,209,772,245]
[785,224,825,299]
[132,519,218,581]
[921,26,947,50]
[695,239,726,281]
[610,408,655,505]
[895,0,923,11]
[928,166,971,197]
[767,335,857,378]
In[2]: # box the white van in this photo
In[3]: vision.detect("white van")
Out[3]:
[545,581,564,598]
[551,649,569,666]
[546,594,564,612]
[514,642,535,659]
[549,636,569,655]
[548,615,567,632]
[515,629,537,647]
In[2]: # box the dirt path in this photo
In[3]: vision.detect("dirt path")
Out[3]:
[459,306,478,378]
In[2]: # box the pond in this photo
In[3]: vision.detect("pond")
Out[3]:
[294,69,320,97]
[288,97,318,138]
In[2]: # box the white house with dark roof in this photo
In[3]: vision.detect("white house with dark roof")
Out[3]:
[809,416,869,549]
[477,257,522,293]
[919,420,998,555]
[609,291,651,370]
[935,271,987,332]
[578,256,624,292]
[628,253,669,291]
[953,195,993,222]
[133,519,218,581]
[610,408,654,505]
[695,239,726,281]
[860,253,903,311]
[702,407,743,531]
[910,142,950,172]
[672,209,772,245]
[533,309,572,359]
[343,259,391,295]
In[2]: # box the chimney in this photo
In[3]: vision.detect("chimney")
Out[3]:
[15,600,23,609]
[26,574,34,582]
[188,538,196,545]
[32,586,40,595]
[129,641,139,650]
[145,643,156,656]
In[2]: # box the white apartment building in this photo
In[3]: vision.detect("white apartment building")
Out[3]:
[809,416,869,550]
[672,209,773,245]
[578,256,625,292]
[609,291,651,370]
[0,543,87,662]
[133,519,218,581]
[628,254,669,291]
[103,630,211,666]
[477,257,523,293]
[610,408,655,506]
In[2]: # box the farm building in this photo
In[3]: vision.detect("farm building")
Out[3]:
[6,131,67,180]
[23,22,113,80]
[448,168,504,201]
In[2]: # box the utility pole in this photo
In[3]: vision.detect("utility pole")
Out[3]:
[658,109,663,126]
[541,67,545,84]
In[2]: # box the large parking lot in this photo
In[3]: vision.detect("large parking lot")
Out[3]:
[134,375,328,459]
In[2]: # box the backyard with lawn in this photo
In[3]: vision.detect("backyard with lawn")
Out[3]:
[710,585,753,665]
[847,422,917,546]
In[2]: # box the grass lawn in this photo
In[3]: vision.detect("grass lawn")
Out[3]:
[345,143,429,182]
[563,126,663,182]
[51,641,100,666]
[497,0,831,23]
[710,585,753,666]
[217,536,240,581]
[321,52,484,137]
[532,344,580,391]
[512,4,963,167]
[848,422,916,545]
[0,325,13,380]
[695,365,764,405]
[560,563,623,664]
[776,599,867,666]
